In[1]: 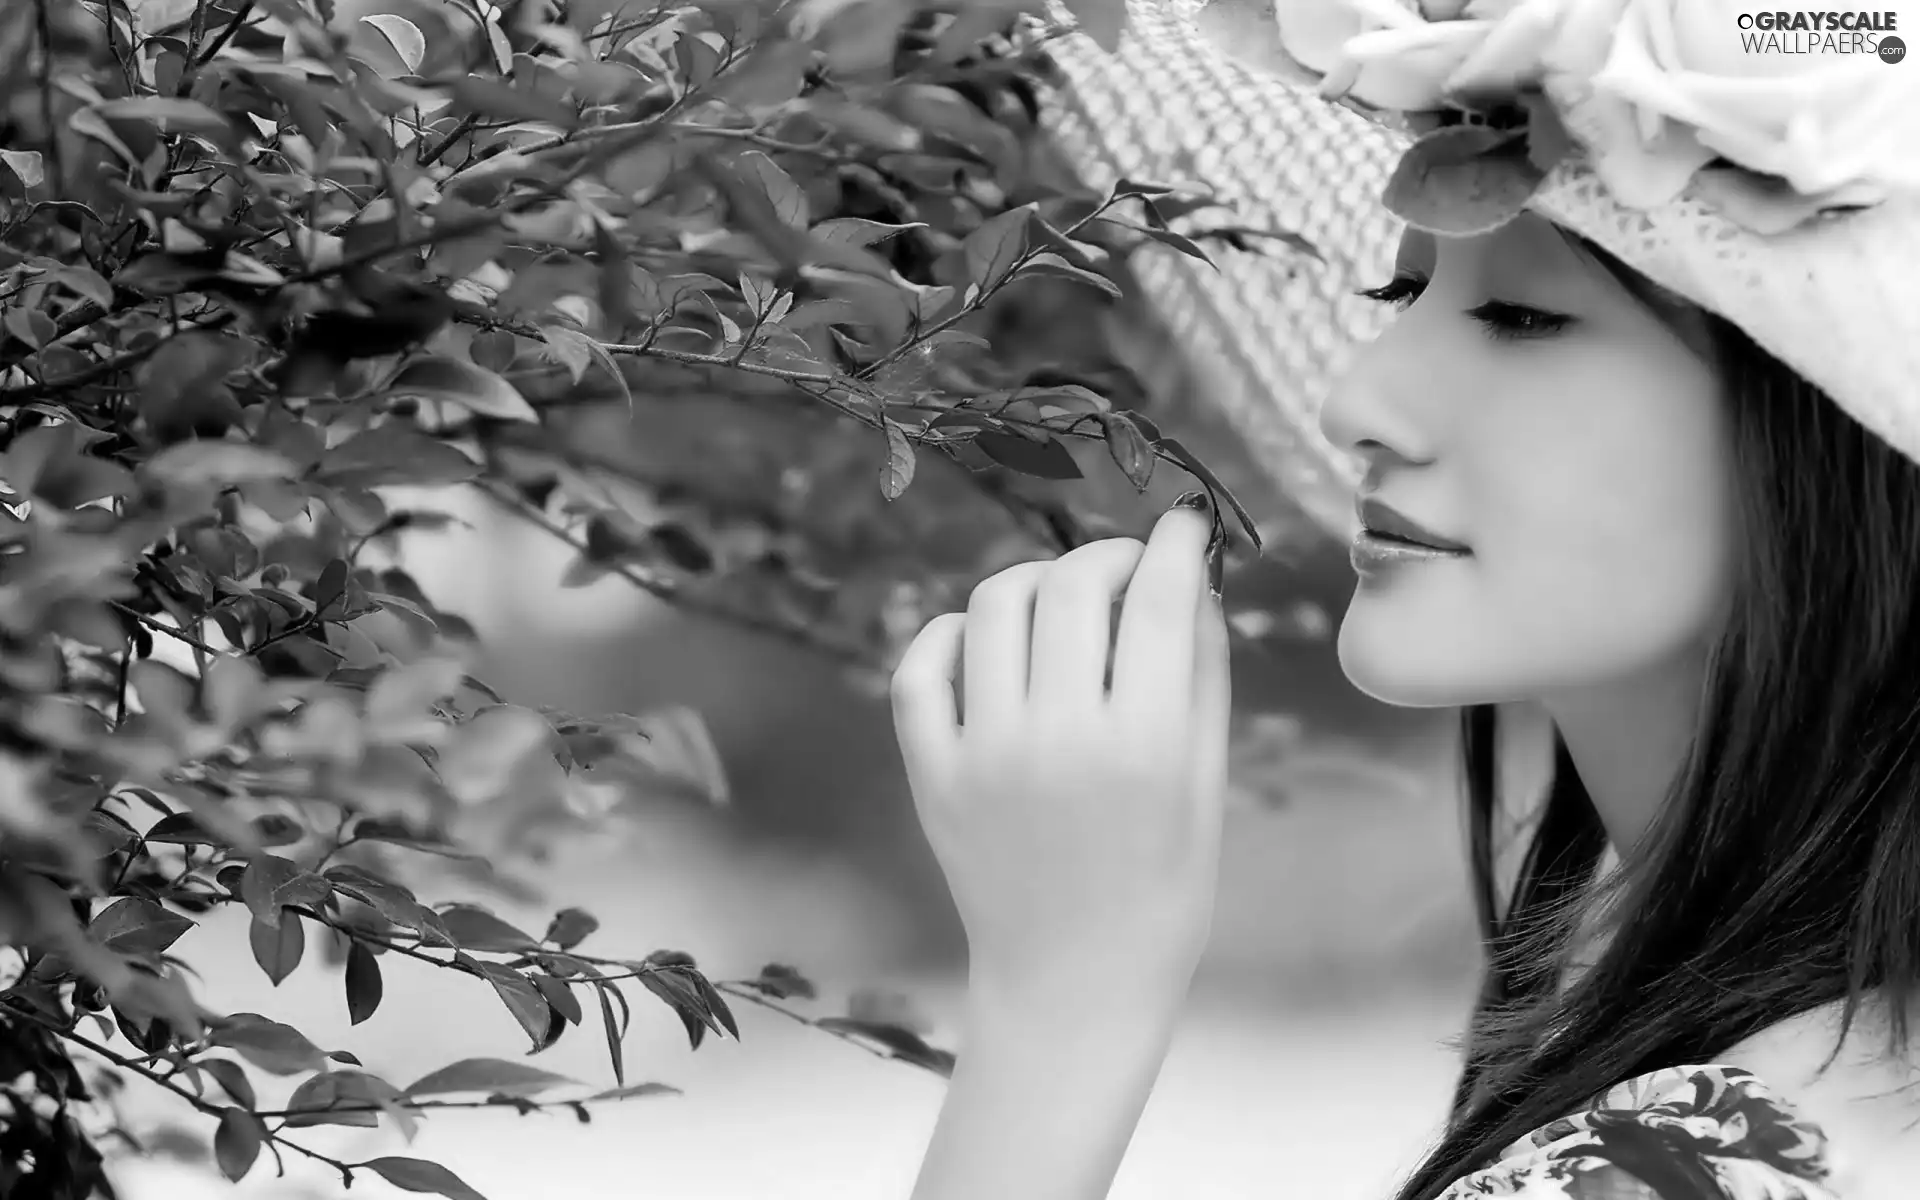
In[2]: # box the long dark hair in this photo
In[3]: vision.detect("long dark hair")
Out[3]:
[1392,253,1920,1200]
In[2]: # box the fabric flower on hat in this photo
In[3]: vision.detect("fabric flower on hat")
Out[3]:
[1563,0,1920,232]
[1192,0,1491,110]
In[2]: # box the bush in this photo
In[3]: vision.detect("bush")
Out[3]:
[0,0,1275,1193]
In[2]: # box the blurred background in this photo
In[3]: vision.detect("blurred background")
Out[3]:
[113,488,1480,1200]
[82,0,1486,1196]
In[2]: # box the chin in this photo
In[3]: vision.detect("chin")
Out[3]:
[1334,595,1509,710]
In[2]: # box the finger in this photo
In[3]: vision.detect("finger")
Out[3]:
[891,611,966,788]
[1028,538,1147,710]
[1187,594,1232,837]
[962,560,1049,729]
[1111,498,1215,710]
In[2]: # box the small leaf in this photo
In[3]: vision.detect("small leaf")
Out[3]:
[750,962,817,1000]
[325,864,452,943]
[361,14,426,73]
[239,854,331,923]
[202,1058,256,1109]
[347,821,477,861]
[401,1058,577,1099]
[975,431,1083,480]
[1157,437,1263,551]
[538,325,628,405]
[437,704,558,807]
[248,909,305,986]
[1108,177,1182,201]
[810,218,928,248]
[532,974,583,1025]
[92,96,236,142]
[586,1082,682,1101]
[1099,412,1155,491]
[346,942,383,1025]
[386,356,536,422]
[0,150,44,188]
[142,442,296,488]
[318,427,480,489]
[89,898,195,956]
[1017,254,1123,298]
[736,150,808,228]
[543,908,598,950]
[477,964,552,1047]
[1382,126,1544,237]
[961,207,1032,291]
[437,905,539,953]
[1132,223,1215,265]
[360,1157,489,1200]
[251,813,304,847]
[446,75,575,127]
[280,1070,396,1129]
[639,967,721,1050]
[879,419,915,500]
[211,1014,326,1075]
[214,1108,265,1182]
[596,984,626,1087]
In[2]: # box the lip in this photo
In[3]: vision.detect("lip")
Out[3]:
[1355,497,1471,553]
[1352,497,1470,575]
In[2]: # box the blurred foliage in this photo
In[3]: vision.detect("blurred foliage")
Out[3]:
[0,0,1316,1193]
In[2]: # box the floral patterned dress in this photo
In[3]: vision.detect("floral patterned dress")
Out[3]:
[1440,1064,1840,1200]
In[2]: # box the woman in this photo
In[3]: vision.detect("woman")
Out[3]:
[890,1,1920,1197]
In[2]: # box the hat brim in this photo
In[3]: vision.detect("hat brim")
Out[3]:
[1041,0,1920,540]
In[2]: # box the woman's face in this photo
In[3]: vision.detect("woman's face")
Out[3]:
[1319,214,1741,709]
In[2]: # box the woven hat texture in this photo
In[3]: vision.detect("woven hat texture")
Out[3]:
[1039,0,1920,539]
[1040,0,1403,537]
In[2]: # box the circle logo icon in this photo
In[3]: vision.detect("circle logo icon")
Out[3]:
[1881,35,1907,64]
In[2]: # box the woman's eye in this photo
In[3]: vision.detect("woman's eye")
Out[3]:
[1357,278,1573,342]
[1356,276,1424,309]
[1465,301,1573,342]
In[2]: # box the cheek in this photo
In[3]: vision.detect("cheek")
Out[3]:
[1337,349,1739,707]
[1476,363,1740,675]
[1486,438,1738,656]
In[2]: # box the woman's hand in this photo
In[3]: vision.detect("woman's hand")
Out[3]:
[890,495,1231,1010]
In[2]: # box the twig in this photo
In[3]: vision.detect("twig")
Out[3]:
[3,1002,357,1184]
[416,114,482,169]
[250,1091,664,1119]
[712,981,952,1075]
[0,312,237,407]
[109,603,222,658]
[469,477,878,668]
[191,0,256,69]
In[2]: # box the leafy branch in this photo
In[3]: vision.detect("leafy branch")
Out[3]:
[0,0,1311,1192]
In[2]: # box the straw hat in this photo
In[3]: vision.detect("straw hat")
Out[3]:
[1040,0,1920,538]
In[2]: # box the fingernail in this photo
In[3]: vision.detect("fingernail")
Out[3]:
[1206,539,1224,600]
[1172,489,1212,515]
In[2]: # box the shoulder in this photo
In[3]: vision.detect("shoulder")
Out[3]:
[1441,1064,1843,1199]
[1441,999,1920,1200]
[1718,996,1920,1200]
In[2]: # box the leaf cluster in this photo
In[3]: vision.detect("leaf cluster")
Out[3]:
[0,0,1308,1191]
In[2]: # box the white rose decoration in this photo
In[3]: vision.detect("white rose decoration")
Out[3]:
[1194,0,1588,112]
[1575,0,1920,220]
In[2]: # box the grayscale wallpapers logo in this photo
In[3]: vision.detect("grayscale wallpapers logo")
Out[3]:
[1734,10,1906,60]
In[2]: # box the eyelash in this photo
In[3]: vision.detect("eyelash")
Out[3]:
[1355,276,1574,342]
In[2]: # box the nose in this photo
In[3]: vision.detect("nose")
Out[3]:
[1317,315,1438,472]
